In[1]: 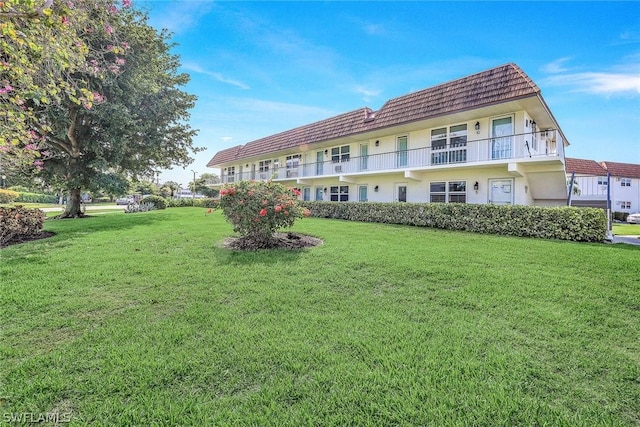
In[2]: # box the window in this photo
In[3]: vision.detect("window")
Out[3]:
[302,187,311,201]
[286,154,301,177]
[621,201,631,209]
[330,186,349,202]
[226,166,235,183]
[259,160,271,173]
[430,180,466,203]
[331,145,350,163]
[598,177,608,186]
[431,125,467,164]
[315,186,323,201]
[621,178,631,187]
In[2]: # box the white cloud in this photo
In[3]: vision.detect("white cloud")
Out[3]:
[544,71,640,95]
[147,1,214,35]
[352,85,382,102]
[183,63,250,90]
[541,57,573,74]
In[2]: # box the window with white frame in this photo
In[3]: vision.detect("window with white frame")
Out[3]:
[621,201,631,209]
[621,178,632,187]
[286,154,301,177]
[429,180,466,203]
[597,177,608,186]
[431,124,467,164]
[226,166,235,182]
[331,145,350,163]
[330,185,349,202]
[259,160,271,173]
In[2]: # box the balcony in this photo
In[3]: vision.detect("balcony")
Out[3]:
[219,131,562,184]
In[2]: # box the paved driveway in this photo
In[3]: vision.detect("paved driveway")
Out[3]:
[612,235,640,246]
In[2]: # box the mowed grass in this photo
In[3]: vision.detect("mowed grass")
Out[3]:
[614,223,640,236]
[1,208,639,426]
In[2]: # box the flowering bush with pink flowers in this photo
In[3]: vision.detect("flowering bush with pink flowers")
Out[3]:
[218,180,311,245]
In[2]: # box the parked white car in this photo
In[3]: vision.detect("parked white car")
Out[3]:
[627,212,640,224]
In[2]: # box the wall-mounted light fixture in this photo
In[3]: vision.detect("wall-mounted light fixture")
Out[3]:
[474,181,479,193]
[475,122,480,132]
[375,140,380,147]
[246,164,249,167]
[374,185,379,192]
[324,149,328,155]
[323,187,327,193]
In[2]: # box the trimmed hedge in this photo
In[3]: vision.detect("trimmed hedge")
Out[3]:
[1,206,45,247]
[15,192,58,204]
[299,202,608,242]
[166,198,219,209]
[0,189,20,204]
[140,195,167,210]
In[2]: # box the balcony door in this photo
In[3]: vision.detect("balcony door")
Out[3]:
[491,117,513,159]
[316,151,324,176]
[360,144,368,171]
[397,136,408,167]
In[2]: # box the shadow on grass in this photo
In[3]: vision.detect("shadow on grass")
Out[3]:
[211,244,314,266]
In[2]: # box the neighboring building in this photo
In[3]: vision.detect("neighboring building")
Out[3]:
[207,63,569,206]
[566,158,640,213]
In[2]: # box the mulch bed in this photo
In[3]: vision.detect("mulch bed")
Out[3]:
[222,232,323,251]
[1,231,56,249]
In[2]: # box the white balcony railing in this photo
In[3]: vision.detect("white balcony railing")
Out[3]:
[220,131,562,184]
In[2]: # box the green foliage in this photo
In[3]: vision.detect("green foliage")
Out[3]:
[140,195,167,210]
[0,206,45,246]
[7,186,29,193]
[0,189,20,204]
[613,211,629,222]
[15,192,58,204]
[300,202,608,242]
[31,4,199,218]
[219,181,309,243]
[124,202,154,213]
[165,198,218,208]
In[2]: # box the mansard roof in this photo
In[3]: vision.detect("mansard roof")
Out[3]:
[208,63,541,167]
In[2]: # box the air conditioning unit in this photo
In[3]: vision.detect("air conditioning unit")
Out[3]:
[334,165,342,173]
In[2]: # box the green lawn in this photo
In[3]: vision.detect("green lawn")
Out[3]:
[614,223,640,236]
[1,208,639,426]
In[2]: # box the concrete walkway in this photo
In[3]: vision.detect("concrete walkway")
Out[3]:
[40,205,125,213]
[611,235,640,246]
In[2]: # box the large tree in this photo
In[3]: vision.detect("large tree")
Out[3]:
[32,4,200,217]
[0,0,127,168]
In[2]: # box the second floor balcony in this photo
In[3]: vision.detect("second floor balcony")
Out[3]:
[220,131,563,184]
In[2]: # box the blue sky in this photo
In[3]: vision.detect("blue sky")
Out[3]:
[138,1,640,188]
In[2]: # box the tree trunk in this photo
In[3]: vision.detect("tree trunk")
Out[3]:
[60,188,85,218]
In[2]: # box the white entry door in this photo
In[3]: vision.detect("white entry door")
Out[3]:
[489,179,514,205]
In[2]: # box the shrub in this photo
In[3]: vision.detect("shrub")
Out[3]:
[7,185,29,192]
[0,206,45,247]
[613,211,629,222]
[139,195,167,210]
[299,202,608,242]
[0,189,20,204]
[166,198,220,208]
[219,181,309,245]
[15,192,59,204]
[124,202,155,213]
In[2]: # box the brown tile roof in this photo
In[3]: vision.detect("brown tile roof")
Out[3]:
[206,145,243,167]
[237,108,374,160]
[372,63,539,129]
[565,158,607,175]
[600,161,640,179]
[208,63,541,166]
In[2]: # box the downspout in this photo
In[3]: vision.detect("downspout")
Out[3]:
[567,171,575,206]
